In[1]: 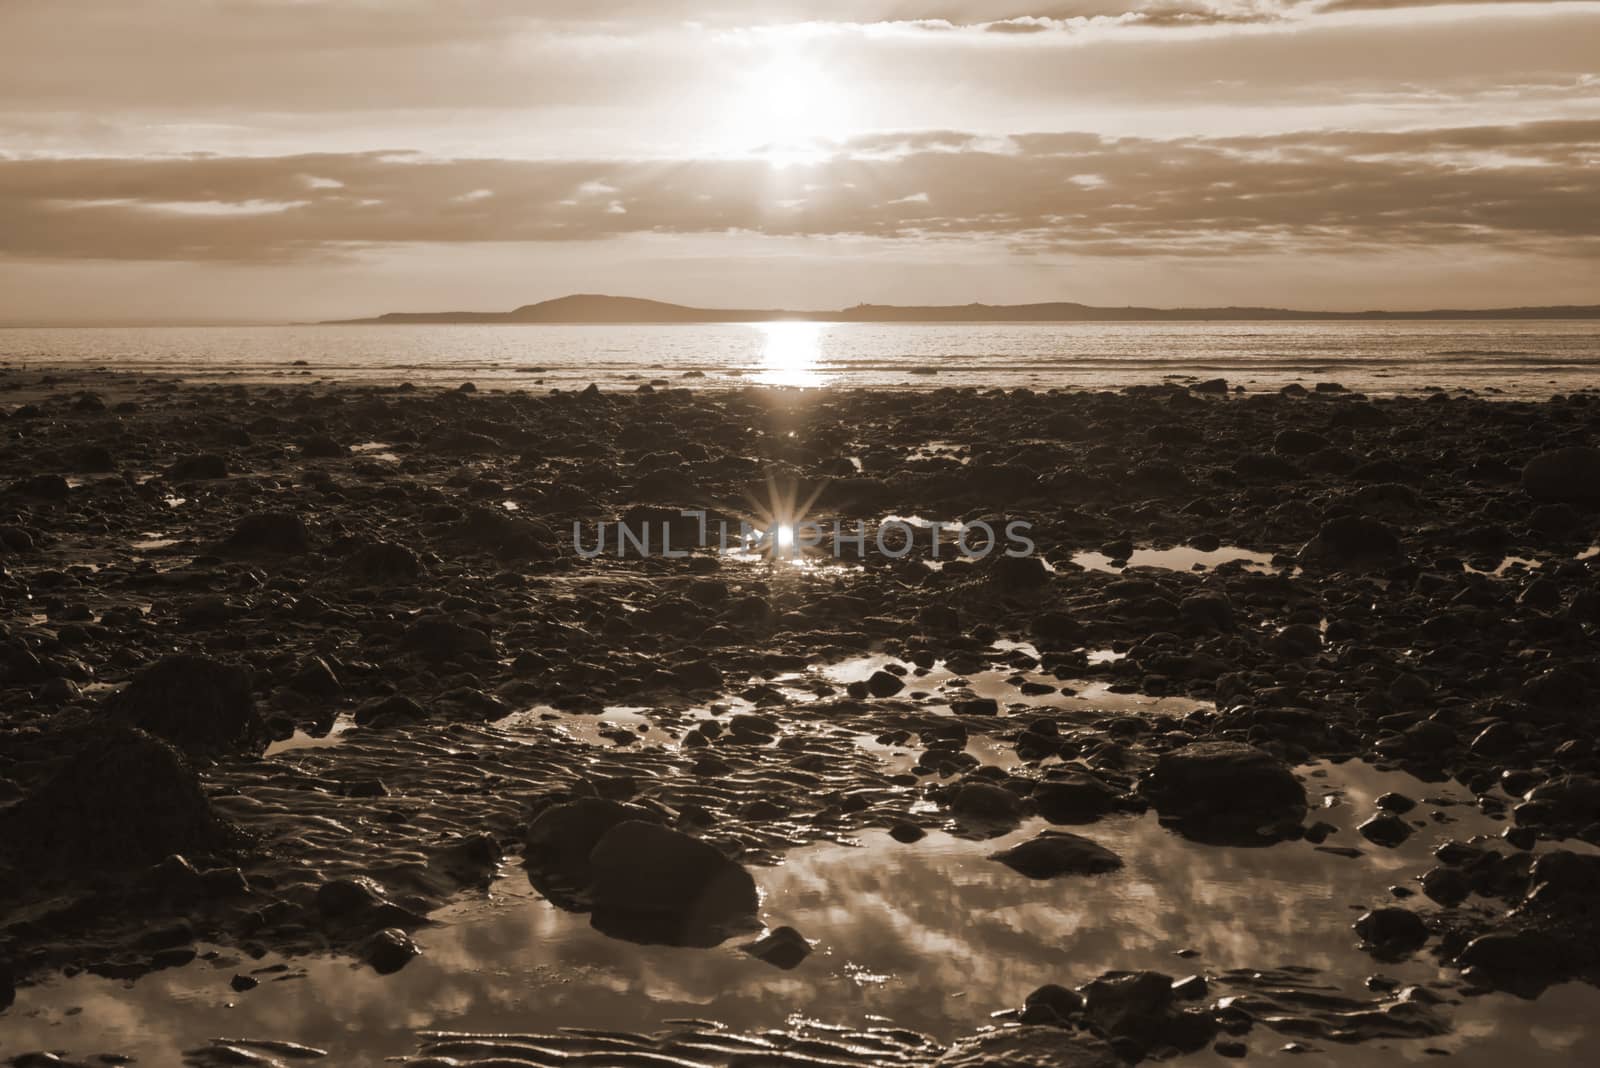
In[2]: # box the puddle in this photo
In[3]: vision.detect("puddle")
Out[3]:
[1070,545,1283,575]
[822,646,1210,720]
[10,758,1599,1066]
[264,715,356,757]
[1465,555,1542,577]
[131,535,179,551]
[908,441,969,464]
[162,495,187,509]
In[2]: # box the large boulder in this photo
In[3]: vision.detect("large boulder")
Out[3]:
[1141,741,1306,843]
[105,654,264,760]
[1080,970,1218,1057]
[1,726,240,876]
[587,820,758,945]
[523,797,658,892]
[1522,447,1600,502]
[1298,516,1403,569]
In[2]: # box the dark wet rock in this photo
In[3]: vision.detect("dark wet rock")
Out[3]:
[300,434,348,458]
[587,820,759,944]
[1273,429,1329,455]
[349,540,422,581]
[1141,742,1306,842]
[1179,592,1234,632]
[1355,907,1428,955]
[740,925,812,969]
[1033,772,1119,824]
[1358,812,1414,848]
[934,1026,1120,1068]
[1,955,14,1011]
[223,511,311,554]
[361,927,420,974]
[1522,446,1600,502]
[289,656,341,698]
[2,725,240,877]
[523,797,658,890]
[355,694,426,726]
[230,973,258,992]
[1021,982,1085,1024]
[1457,930,1567,974]
[952,697,999,716]
[1080,970,1218,1056]
[317,875,390,918]
[865,669,904,697]
[951,781,1025,827]
[105,654,264,760]
[404,617,496,659]
[889,821,926,843]
[168,454,229,480]
[990,831,1122,878]
[1420,866,1470,906]
[7,473,70,500]
[1298,516,1404,569]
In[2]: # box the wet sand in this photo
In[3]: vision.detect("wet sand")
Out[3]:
[3,368,1600,1065]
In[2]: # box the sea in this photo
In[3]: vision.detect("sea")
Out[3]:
[1,319,1596,397]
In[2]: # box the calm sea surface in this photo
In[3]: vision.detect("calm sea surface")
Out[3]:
[1,320,1596,396]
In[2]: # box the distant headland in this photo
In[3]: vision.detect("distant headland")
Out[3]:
[321,293,1600,325]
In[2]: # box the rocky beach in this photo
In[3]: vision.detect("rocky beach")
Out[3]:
[3,368,1600,1066]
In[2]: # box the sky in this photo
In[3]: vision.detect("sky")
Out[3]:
[1,0,1597,320]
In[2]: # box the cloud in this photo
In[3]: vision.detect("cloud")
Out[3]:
[3,120,1596,263]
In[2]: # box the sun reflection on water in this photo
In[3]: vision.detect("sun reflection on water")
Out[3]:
[753,321,830,387]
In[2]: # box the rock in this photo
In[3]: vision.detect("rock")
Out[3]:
[951,697,999,716]
[587,821,759,944]
[1081,970,1218,1055]
[289,656,341,698]
[105,654,263,760]
[1179,592,1234,632]
[300,434,348,458]
[934,1027,1121,1068]
[1358,813,1413,847]
[741,926,812,969]
[230,974,258,992]
[990,831,1122,878]
[889,821,926,843]
[1354,907,1428,954]
[316,875,389,918]
[2,725,239,876]
[951,781,1024,827]
[865,670,904,697]
[1458,931,1567,973]
[361,928,420,974]
[1273,429,1329,455]
[8,474,70,500]
[404,617,496,659]
[1298,516,1404,569]
[349,540,422,581]
[1521,446,1600,502]
[1033,772,1119,824]
[1,956,13,1011]
[1142,741,1307,842]
[523,797,658,888]
[224,511,311,554]
[168,454,229,480]
[1022,982,1084,1023]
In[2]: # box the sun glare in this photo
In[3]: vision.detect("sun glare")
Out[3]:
[753,321,829,387]
[723,50,847,164]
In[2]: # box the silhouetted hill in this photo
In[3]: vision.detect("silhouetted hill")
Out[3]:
[324,294,1600,324]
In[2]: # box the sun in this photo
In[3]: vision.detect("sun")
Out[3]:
[722,50,847,163]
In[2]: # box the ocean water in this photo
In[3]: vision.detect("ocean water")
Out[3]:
[1,320,1596,397]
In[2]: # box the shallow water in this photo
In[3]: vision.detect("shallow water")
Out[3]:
[4,320,1599,397]
[1070,545,1283,575]
[11,758,1599,1066]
